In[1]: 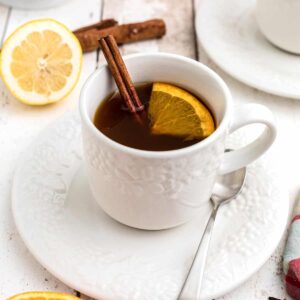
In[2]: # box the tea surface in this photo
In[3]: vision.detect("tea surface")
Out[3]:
[94,83,212,151]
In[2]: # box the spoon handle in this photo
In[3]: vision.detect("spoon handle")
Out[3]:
[178,205,219,300]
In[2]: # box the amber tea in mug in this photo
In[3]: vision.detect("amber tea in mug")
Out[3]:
[93,82,215,151]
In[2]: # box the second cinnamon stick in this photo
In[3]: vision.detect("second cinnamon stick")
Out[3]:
[74,19,166,53]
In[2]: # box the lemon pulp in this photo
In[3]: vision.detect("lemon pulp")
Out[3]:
[0,19,82,105]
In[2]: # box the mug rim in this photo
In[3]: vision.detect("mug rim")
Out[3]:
[79,52,232,158]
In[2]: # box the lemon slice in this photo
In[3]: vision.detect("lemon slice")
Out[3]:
[0,19,82,105]
[148,82,215,140]
[8,291,81,300]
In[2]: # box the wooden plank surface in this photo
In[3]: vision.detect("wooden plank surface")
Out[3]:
[0,0,298,299]
[0,1,103,299]
[101,0,196,58]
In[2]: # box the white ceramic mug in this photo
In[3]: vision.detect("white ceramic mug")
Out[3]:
[256,0,300,54]
[80,53,276,230]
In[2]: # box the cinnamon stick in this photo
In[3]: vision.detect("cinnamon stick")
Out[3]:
[99,36,138,113]
[74,19,166,53]
[105,35,143,110]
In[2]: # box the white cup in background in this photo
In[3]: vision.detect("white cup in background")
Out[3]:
[256,0,300,54]
[0,0,67,9]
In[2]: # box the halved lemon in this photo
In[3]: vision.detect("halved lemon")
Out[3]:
[0,19,82,105]
[7,291,81,300]
[148,82,215,140]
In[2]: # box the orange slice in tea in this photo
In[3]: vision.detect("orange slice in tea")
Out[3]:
[0,19,82,105]
[7,291,81,300]
[148,82,215,140]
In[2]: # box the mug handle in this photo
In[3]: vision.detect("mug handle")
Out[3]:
[219,103,277,174]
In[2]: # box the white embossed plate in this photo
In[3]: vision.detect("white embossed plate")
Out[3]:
[12,113,288,299]
[196,0,300,99]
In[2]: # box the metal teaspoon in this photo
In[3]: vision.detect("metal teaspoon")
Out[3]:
[178,163,247,300]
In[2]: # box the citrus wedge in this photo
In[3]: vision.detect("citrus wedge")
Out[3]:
[7,291,81,300]
[148,82,215,140]
[0,19,82,105]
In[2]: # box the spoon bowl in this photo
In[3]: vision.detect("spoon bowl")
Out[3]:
[212,166,247,206]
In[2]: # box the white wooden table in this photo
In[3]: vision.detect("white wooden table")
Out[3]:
[0,0,299,299]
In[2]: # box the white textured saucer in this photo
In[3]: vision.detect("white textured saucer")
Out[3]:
[12,113,288,299]
[196,0,300,99]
